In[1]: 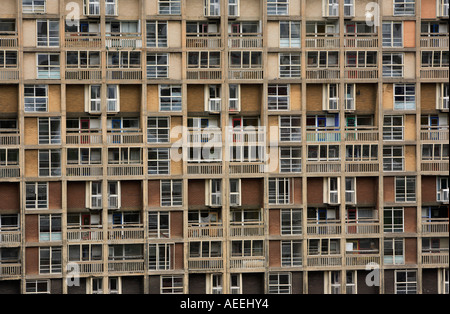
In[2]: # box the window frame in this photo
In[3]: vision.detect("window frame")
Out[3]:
[36,19,59,47]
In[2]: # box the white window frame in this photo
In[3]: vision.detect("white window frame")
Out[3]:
[279,116,301,142]
[146,21,168,48]
[395,176,416,203]
[87,181,102,209]
[394,84,416,110]
[25,182,48,209]
[268,177,291,205]
[267,0,289,16]
[344,0,355,17]
[39,214,62,242]
[204,0,220,16]
[158,0,181,15]
[437,83,449,110]
[83,0,100,15]
[147,53,169,79]
[148,243,173,270]
[325,177,340,204]
[23,0,46,13]
[39,247,62,274]
[106,84,120,113]
[280,21,300,48]
[36,20,59,47]
[229,84,241,112]
[382,21,403,48]
[279,146,301,173]
[323,84,339,111]
[228,0,239,16]
[383,115,404,141]
[229,178,241,207]
[383,207,404,233]
[38,117,61,145]
[345,84,355,111]
[105,0,118,15]
[159,85,182,112]
[36,53,60,79]
[382,53,404,77]
[24,85,48,112]
[38,149,61,177]
[395,270,417,294]
[438,0,449,17]
[268,272,291,294]
[279,53,301,78]
[25,280,50,294]
[383,146,404,171]
[323,0,339,17]
[421,143,449,161]
[107,181,120,209]
[281,209,302,235]
[148,148,170,175]
[161,275,184,294]
[148,211,170,238]
[437,177,449,202]
[393,0,415,15]
[147,117,170,143]
[281,240,302,267]
[161,180,182,207]
[345,177,356,204]
[268,84,289,111]
[0,50,17,69]
[345,144,378,162]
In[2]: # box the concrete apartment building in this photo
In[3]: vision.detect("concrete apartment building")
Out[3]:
[0,0,448,294]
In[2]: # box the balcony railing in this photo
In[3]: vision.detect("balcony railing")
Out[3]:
[187,69,222,80]
[305,34,339,48]
[107,164,144,176]
[107,68,143,80]
[229,128,265,144]
[307,255,342,267]
[422,218,449,234]
[344,34,378,48]
[187,223,223,238]
[420,68,449,80]
[66,165,103,177]
[0,166,20,179]
[106,33,142,48]
[345,127,379,142]
[229,222,264,237]
[0,263,21,278]
[306,162,341,173]
[0,32,18,48]
[306,220,341,235]
[76,261,104,274]
[65,68,101,80]
[345,68,378,80]
[186,33,222,48]
[345,161,379,173]
[187,163,223,175]
[228,33,263,48]
[420,35,449,48]
[108,259,145,273]
[420,127,449,141]
[306,68,340,80]
[188,128,222,144]
[0,227,21,244]
[421,251,449,266]
[229,68,263,80]
[346,253,381,266]
[67,226,104,241]
[0,68,19,81]
[0,130,20,145]
[421,160,449,172]
[65,32,102,48]
[345,220,380,234]
[108,225,145,241]
[306,128,341,142]
[107,130,143,144]
[229,257,265,269]
[66,130,102,145]
[188,257,223,270]
[229,163,265,174]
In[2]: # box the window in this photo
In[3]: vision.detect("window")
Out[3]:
[308,239,340,255]
[229,84,240,112]
[105,0,118,15]
[268,273,291,294]
[324,84,339,111]
[345,177,356,204]
[66,51,100,68]
[161,180,182,206]
[229,179,241,206]
[148,117,170,143]
[345,144,378,161]
[280,21,300,48]
[148,148,170,175]
[23,0,46,13]
[230,274,242,294]
[395,176,416,202]
[438,0,449,17]
[229,51,261,68]
[421,144,449,161]
[382,22,403,47]
[437,177,449,202]
[228,0,239,16]
[395,270,417,294]
[268,84,289,110]
[108,147,142,165]
[24,85,47,112]
[83,0,100,15]
[37,53,60,79]
[324,0,339,17]
[421,51,449,68]
[147,21,167,48]
[279,53,301,78]
[344,0,355,17]
[107,51,141,68]
[327,271,341,294]
[149,243,173,270]
[106,85,119,112]
[0,147,18,166]
[346,271,357,294]
[67,148,102,165]
[88,181,102,209]
[189,241,222,258]
[281,240,302,267]
[25,280,49,294]
[382,53,404,77]
[161,276,183,294]
[268,178,291,204]
[38,117,61,145]
[26,182,48,209]
[307,51,339,68]
[394,84,416,110]
[281,209,302,235]
[307,145,340,161]
[441,269,449,294]
[37,20,59,47]
[147,53,168,79]
[438,83,449,110]
[383,146,404,171]
[148,211,170,238]
[39,214,61,242]
[68,244,102,262]
[39,247,62,274]
[280,116,301,142]
[107,181,120,209]
[159,85,182,111]
[158,0,181,15]
[204,0,220,16]
[384,207,404,232]
[0,51,17,68]
[39,149,61,177]
[394,0,415,15]
[267,0,289,15]
[383,116,404,140]
[280,147,301,173]
[231,240,264,257]
[345,51,377,68]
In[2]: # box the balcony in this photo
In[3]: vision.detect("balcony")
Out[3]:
[107,164,144,176]
[306,220,341,235]
[108,259,145,273]
[306,128,341,142]
[421,160,449,172]
[188,128,222,145]
[107,129,143,144]
[65,68,101,80]
[345,127,379,142]
[420,127,449,142]
[346,253,381,267]
[0,227,21,245]
[229,163,265,175]
[345,220,380,235]
[306,162,341,174]
[0,263,21,278]
[65,32,102,48]
[307,255,342,267]
[306,68,340,80]
[0,68,19,81]
[229,222,264,237]
[66,130,102,145]
[66,164,103,177]
[108,225,145,241]
[0,32,18,48]
[345,161,379,173]
[107,68,143,80]
[345,68,378,80]
[422,218,449,234]
[420,34,449,49]
[106,33,142,49]
[229,127,265,144]
[229,257,265,269]
[420,67,449,80]
[228,68,263,80]
[0,166,20,179]
[421,251,449,266]
[305,34,339,49]
[228,33,263,49]
[188,257,223,270]
[76,261,104,274]
[187,163,223,175]
[187,223,223,238]
[186,33,222,49]
[67,226,104,242]
[344,34,378,48]
[0,130,20,146]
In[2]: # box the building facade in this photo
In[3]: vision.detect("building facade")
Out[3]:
[0,0,448,294]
